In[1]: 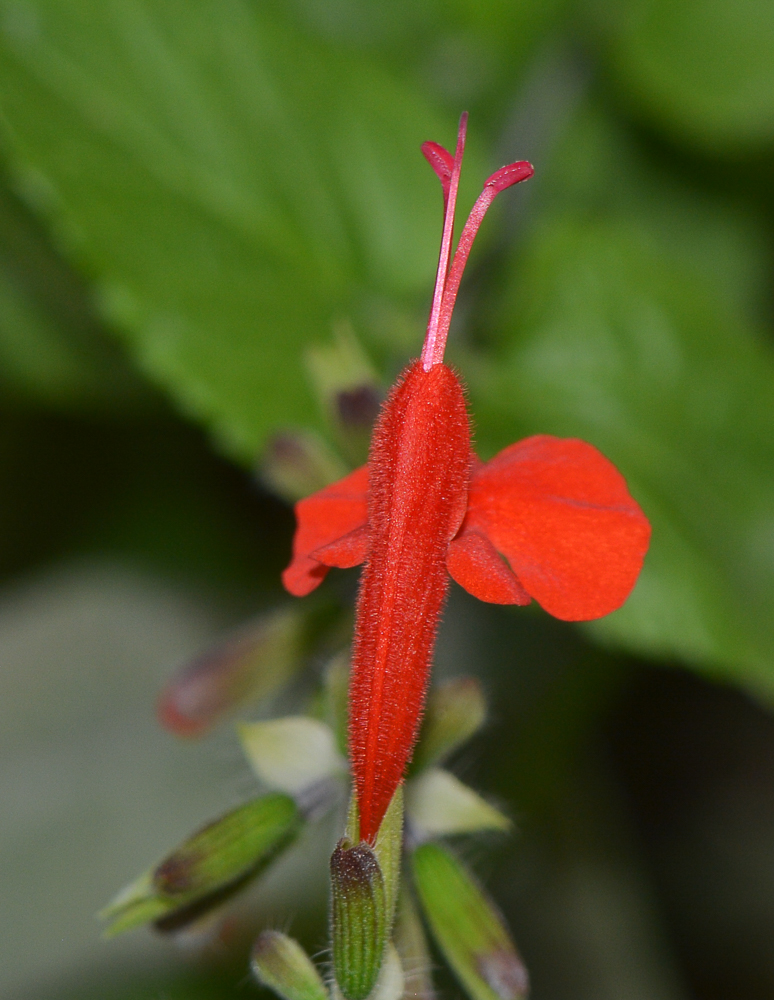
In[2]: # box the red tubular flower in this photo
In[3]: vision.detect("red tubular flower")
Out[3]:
[283,114,651,843]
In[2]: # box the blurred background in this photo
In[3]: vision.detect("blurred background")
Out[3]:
[1,1,774,998]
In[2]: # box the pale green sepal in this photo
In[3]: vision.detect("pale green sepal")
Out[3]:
[330,840,388,1000]
[406,769,510,839]
[393,888,436,1000]
[99,873,171,937]
[411,844,528,1000]
[341,784,402,930]
[367,944,404,1000]
[252,930,329,1000]
[239,717,346,795]
[345,793,360,844]
[371,784,404,931]
[411,678,486,775]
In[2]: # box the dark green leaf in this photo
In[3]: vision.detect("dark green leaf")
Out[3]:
[0,0,462,460]
[0,173,146,409]
[592,0,774,149]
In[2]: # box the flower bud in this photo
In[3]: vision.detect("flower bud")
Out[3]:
[410,677,486,774]
[252,930,328,1000]
[406,768,509,841]
[101,793,301,936]
[411,843,528,1000]
[305,322,382,465]
[330,840,388,1000]
[261,430,348,503]
[321,651,350,755]
[158,607,308,737]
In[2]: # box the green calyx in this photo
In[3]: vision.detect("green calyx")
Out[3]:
[332,786,404,1000]
[330,839,388,1000]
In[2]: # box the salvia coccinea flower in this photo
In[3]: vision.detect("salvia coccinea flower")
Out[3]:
[282,113,651,844]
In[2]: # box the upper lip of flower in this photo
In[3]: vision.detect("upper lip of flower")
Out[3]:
[282,433,651,622]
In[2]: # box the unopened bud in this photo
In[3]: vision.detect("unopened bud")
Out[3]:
[330,840,388,1000]
[252,930,328,1000]
[411,843,528,1000]
[158,607,308,737]
[410,677,486,774]
[261,430,348,503]
[305,322,382,465]
[321,651,350,756]
[101,793,301,936]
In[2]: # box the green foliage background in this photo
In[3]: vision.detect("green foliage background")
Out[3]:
[1,1,774,998]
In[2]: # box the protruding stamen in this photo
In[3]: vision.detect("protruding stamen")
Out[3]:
[420,114,533,372]
[422,141,454,207]
[434,160,533,342]
[421,112,467,372]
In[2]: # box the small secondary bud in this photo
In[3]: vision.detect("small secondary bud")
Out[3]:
[158,607,308,737]
[261,430,348,503]
[330,840,388,1000]
[252,930,328,1000]
[305,322,382,465]
[410,676,487,774]
[411,843,528,1000]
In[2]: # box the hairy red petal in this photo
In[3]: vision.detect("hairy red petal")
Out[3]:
[349,361,471,842]
[462,435,651,621]
[312,523,370,568]
[281,465,368,597]
[447,529,531,605]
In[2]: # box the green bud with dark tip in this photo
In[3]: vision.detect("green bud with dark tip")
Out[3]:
[410,677,486,775]
[330,839,388,1000]
[101,793,301,936]
[411,843,528,1000]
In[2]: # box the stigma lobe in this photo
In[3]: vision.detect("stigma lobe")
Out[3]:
[348,360,471,842]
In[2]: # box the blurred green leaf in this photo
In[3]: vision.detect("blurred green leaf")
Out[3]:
[467,105,774,695]
[592,0,774,149]
[475,214,774,696]
[0,0,465,461]
[275,0,569,118]
[0,174,146,409]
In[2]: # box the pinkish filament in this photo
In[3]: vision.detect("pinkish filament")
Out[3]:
[421,113,467,371]
[420,120,533,371]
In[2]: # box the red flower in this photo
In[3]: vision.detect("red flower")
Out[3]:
[283,115,650,843]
